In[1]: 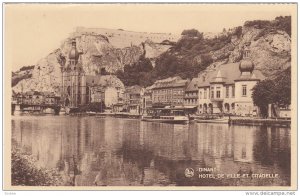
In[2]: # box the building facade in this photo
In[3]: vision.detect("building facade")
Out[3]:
[124,85,144,114]
[61,39,124,109]
[184,78,201,113]
[151,77,189,108]
[197,43,265,116]
[141,86,153,114]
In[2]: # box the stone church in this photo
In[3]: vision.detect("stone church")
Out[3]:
[61,39,124,109]
[61,39,88,108]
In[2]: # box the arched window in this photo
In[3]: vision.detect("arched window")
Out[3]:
[67,86,71,96]
[65,98,70,107]
[231,103,235,112]
[86,86,90,103]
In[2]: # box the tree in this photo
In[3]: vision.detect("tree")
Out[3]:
[234,26,243,38]
[252,80,275,118]
[116,57,154,87]
[273,67,291,107]
[252,67,291,118]
[181,29,203,38]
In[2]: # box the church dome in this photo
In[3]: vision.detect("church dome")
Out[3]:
[239,59,254,73]
[69,40,80,61]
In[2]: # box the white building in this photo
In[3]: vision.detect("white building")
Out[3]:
[104,87,118,107]
[198,43,265,116]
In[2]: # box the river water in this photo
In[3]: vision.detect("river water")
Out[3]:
[11,115,291,186]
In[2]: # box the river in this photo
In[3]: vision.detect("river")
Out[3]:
[11,115,291,186]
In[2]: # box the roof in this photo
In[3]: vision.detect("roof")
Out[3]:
[125,85,143,94]
[198,62,265,87]
[172,79,189,88]
[186,78,201,92]
[152,76,189,89]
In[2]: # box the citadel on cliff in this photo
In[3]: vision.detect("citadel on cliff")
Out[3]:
[12,16,291,117]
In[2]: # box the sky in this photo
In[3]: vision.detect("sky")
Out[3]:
[4,4,294,71]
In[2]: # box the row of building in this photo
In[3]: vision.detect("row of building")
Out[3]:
[13,40,265,117]
[12,91,61,105]
[112,43,265,116]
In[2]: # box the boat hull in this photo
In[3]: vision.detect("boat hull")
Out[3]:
[196,119,229,124]
[141,117,189,124]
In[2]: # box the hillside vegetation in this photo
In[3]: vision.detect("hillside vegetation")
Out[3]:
[12,16,291,92]
[116,16,291,87]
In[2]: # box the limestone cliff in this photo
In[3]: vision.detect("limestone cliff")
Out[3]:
[12,28,174,93]
[204,26,291,76]
[12,17,291,92]
[154,17,291,82]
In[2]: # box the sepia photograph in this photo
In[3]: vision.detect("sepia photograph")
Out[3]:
[3,3,297,191]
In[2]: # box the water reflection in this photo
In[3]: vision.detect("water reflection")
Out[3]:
[12,116,291,186]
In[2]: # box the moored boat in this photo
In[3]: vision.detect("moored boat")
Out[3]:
[196,118,229,124]
[141,108,189,124]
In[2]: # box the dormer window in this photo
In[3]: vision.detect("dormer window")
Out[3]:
[244,50,249,58]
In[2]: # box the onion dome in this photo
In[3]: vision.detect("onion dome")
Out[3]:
[69,39,79,61]
[239,42,254,73]
[239,59,254,73]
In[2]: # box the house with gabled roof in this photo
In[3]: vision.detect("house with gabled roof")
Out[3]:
[184,77,201,113]
[197,43,265,116]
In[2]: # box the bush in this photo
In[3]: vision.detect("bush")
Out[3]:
[11,149,64,186]
[181,29,203,39]
[19,65,35,72]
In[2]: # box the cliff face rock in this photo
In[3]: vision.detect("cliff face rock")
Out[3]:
[13,28,174,93]
[250,30,291,75]
[13,49,63,94]
[94,75,125,90]
[74,27,180,48]
[208,27,291,77]
[143,40,172,67]
[115,46,143,69]
[12,18,291,93]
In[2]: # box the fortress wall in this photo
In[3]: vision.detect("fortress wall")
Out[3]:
[74,27,180,48]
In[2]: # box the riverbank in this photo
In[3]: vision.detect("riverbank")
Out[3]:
[70,112,141,119]
[229,118,291,127]
[13,112,291,127]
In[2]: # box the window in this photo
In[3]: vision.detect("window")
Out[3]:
[216,91,221,98]
[216,87,221,98]
[242,85,247,97]
[204,89,207,99]
[199,92,202,99]
[232,86,235,98]
[210,87,214,99]
[226,86,229,98]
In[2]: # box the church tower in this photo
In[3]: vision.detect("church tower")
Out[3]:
[62,39,86,108]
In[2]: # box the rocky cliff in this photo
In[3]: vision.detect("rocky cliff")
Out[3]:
[203,26,291,76]
[152,16,291,83]
[12,28,175,93]
[12,16,291,92]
